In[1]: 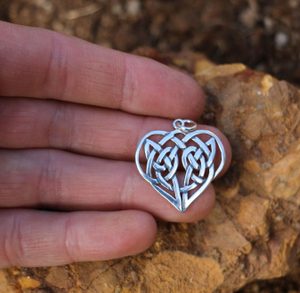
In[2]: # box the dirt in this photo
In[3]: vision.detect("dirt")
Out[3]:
[0,0,300,292]
[2,0,300,85]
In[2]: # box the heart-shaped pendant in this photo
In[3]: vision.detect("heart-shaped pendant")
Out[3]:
[135,119,226,212]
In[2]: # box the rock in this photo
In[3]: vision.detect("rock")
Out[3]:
[143,252,224,293]
[1,53,300,293]
[0,270,13,292]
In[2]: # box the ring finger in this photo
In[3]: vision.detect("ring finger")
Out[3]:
[0,149,216,223]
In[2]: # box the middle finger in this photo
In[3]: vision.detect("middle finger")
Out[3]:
[0,149,215,222]
[0,97,231,164]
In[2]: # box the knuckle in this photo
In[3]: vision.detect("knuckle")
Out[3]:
[44,32,69,100]
[2,214,27,266]
[37,150,63,205]
[121,57,137,111]
[0,99,34,145]
[63,216,80,263]
[119,166,135,208]
[47,102,74,149]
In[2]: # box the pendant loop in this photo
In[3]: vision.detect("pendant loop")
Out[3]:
[173,119,197,133]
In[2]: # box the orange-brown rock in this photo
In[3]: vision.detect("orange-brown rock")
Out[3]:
[1,53,300,293]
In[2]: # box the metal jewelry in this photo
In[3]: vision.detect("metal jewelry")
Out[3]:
[135,119,226,212]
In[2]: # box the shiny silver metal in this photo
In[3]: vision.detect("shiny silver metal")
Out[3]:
[135,119,226,212]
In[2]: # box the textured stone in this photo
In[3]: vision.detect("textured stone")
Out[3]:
[0,271,14,293]
[143,252,224,293]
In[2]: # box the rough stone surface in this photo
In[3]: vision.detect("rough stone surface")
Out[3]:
[4,0,300,84]
[0,51,299,292]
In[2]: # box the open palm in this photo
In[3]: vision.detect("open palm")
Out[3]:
[0,21,231,267]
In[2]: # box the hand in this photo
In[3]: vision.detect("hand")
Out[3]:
[0,21,231,267]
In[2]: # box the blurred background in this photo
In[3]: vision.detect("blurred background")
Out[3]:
[0,0,299,292]
[1,0,300,85]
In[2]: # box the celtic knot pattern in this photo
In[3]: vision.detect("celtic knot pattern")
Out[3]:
[135,120,226,212]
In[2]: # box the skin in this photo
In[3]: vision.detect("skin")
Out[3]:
[0,21,232,268]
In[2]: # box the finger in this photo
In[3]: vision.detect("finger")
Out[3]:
[0,21,205,119]
[0,97,231,169]
[0,149,216,223]
[0,209,156,268]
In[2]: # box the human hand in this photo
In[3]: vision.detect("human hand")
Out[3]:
[0,21,231,267]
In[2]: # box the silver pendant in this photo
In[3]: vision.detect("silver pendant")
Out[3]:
[135,119,226,212]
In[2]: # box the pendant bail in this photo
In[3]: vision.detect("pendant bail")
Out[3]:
[173,119,197,133]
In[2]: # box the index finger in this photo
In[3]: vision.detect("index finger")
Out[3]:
[0,21,205,119]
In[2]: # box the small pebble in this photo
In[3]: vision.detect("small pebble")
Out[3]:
[126,0,141,17]
[275,32,289,49]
